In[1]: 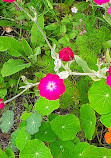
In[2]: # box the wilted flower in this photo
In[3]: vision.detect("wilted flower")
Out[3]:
[38,73,66,100]
[71,7,78,13]
[107,7,111,14]
[94,0,110,5]
[2,0,15,2]
[0,99,5,109]
[59,47,74,62]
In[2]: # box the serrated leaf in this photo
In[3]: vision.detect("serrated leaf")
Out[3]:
[25,113,42,135]
[35,97,59,116]
[31,16,45,47]
[1,59,31,77]
[34,122,57,142]
[50,114,80,141]
[80,104,96,140]
[20,139,52,158]
[16,128,31,150]
[50,140,74,158]
[0,110,14,133]
[100,113,111,127]
[83,146,111,158]
[88,79,111,114]
[0,36,24,57]
[22,38,33,56]
[0,148,8,158]
[5,148,15,158]
[73,142,90,158]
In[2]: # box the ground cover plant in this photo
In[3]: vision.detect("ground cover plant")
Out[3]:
[0,0,111,157]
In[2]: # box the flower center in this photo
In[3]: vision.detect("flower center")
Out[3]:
[47,81,56,91]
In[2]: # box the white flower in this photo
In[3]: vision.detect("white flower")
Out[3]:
[54,58,62,72]
[71,7,78,13]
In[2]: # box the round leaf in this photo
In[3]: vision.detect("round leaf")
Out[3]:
[35,97,59,116]
[25,113,42,135]
[16,128,31,150]
[50,140,74,158]
[88,79,111,114]
[34,122,57,142]
[100,113,111,127]
[73,142,90,158]
[50,114,80,141]
[80,104,96,140]
[5,148,14,158]
[20,139,52,158]
[0,149,8,158]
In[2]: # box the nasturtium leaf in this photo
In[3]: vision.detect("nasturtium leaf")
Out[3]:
[50,140,74,158]
[16,128,31,151]
[11,128,20,145]
[80,104,96,140]
[50,114,80,141]
[73,142,90,158]
[0,148,8,158]
[19,121,26,129]
[34,122,57,142]
[88,79,111,114]
[83,145,111,158]
[0,110,14,133]
[35,97,59,116]
[71,137,80,146]
[100,113,111,127]
[20,112,32,121]
[22,38,33,56]
[0,36,23,57]
[48,114,58,121]
[6,143,17,152]
[1,59,31,77]
[20,139,52,158]
[25,113,42,135]
[5,148,15,158]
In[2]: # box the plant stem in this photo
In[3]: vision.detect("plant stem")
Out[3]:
[70,72,97,76]
[4,82,39,104]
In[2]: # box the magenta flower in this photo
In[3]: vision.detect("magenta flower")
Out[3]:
[0,99,5,109]
[38,73,66,100]
[2,0,15,3]
[108,7,111,14]
[59,47,74,62]
[106,66,111,87]
[94,0,110,5]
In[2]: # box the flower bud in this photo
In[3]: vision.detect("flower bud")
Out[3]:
[0,99,5,109]
[59,47,74,62]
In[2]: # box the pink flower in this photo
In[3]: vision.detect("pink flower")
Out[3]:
[79,19,82,22]
[38,73,66,100]
[108,7,111,14]
[2,0,15,3]
[59,47,74,62]
[83,30,87,33]
[0,99,5,109]
[79,32,83,35]
[106,66,111,87]
[94,0,110,5]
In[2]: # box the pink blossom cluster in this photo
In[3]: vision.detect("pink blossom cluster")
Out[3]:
[79,30,87,35]
[94,0,111,14]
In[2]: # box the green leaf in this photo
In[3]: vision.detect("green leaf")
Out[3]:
[103,12,111,26]
[65,0,75,6]
[0,88,7,98]
[73,2,90,12]
[74,55,95,74]
[83,146,111,158]
[0,149,8,158]
[16,128,31,151]
[20,139,52,158]
[50,114,80,141]
[100,113,111,127]
[0,36,23,57]
[6,143,17,152]
[73,142,90,158]
[50,140,74,158]
[1,59,31,77]
[31,16,45,47]
[20,112,32,121]
[34,122,57,142]
[25,113,42,135]
[0,110,14,133]
[88,79,111,114]
[22,38,33,56]
[10,128,20,145]
[71,137,80,146]
[80,104,96,140]
[35,97,59,116]
[5,148,15,158]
